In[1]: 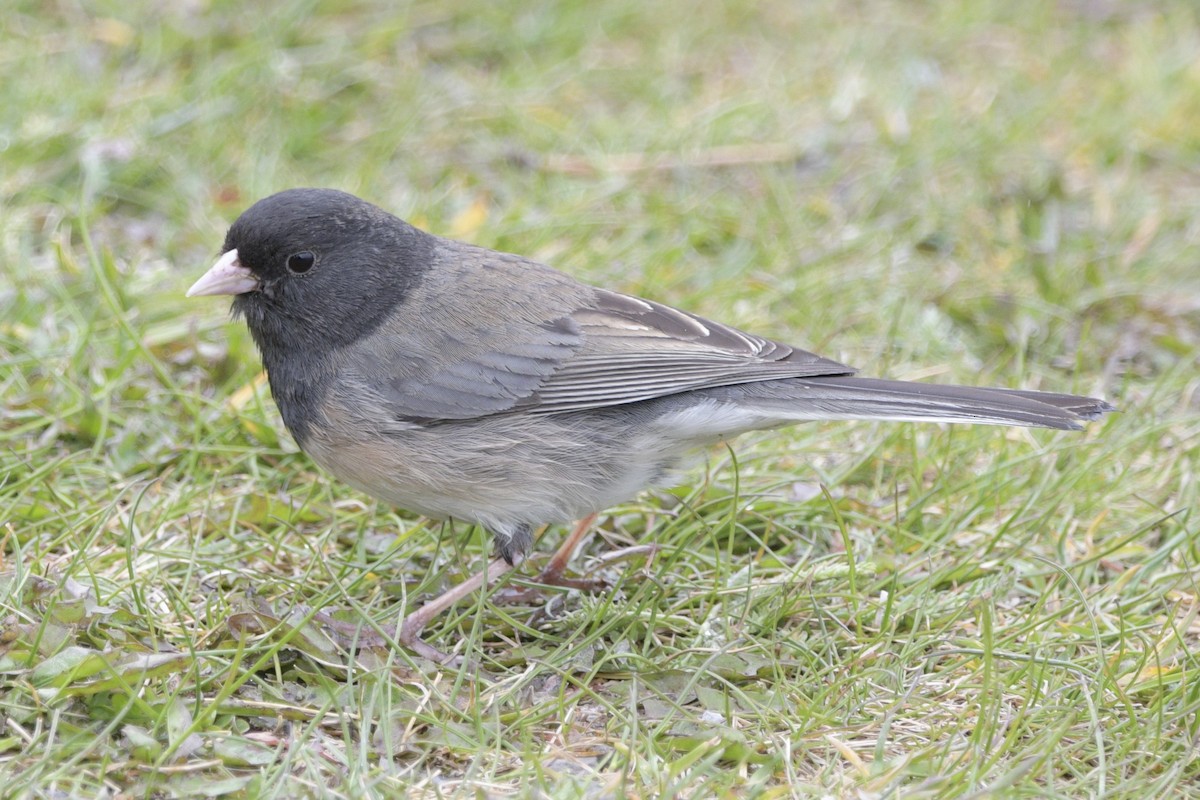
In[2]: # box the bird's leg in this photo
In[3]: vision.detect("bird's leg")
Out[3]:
[396,516,602,658]
[397,556,513,663]
[534,512,601,588]
[495,513,605,603]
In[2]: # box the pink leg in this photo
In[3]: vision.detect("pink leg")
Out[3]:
[397,557,513,662]
[495,514,607,604]
[534,513,601,588]
[319,517,622,660]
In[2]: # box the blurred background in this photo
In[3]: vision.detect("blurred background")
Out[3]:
[6,2,1198,379]
[2,1,1198,796]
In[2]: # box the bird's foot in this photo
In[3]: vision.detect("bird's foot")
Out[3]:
[492,567,608,605]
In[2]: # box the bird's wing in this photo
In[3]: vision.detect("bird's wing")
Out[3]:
[342,246,854,422]
[523,289,854,414]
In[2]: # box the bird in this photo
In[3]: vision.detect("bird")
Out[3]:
[187,187,1113,660]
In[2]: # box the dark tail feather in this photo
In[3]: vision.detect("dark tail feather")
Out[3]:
[977,387,1114,421]
[716,376,1115,431]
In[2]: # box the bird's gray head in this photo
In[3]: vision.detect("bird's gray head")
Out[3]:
[188,188,433,359]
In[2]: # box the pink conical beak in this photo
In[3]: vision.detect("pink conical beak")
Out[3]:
[187,249,260,297]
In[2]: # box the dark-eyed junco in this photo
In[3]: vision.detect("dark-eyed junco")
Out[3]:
[188,188,1112,656]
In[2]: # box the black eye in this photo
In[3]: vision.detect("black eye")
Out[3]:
[286,251,316,274]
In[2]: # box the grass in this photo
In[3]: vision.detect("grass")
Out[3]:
[2,0,1199,796]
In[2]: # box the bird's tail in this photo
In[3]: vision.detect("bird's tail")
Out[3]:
[708,376,1114,431]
